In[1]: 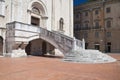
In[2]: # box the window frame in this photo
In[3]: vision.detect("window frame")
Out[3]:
[95,31,99,38]
[106,20,112,28]
[106,7,111,13]
[95,9,99,15]
[106,32,112,38]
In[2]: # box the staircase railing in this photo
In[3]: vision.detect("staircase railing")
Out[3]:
[6,21,84,53]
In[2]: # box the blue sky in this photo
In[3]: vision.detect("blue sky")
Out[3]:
[74,0,87,6]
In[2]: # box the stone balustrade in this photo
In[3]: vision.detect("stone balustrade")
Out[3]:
[6,21,84,55]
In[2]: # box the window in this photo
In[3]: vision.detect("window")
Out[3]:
[85,23,88,28]
[95,21,99,28]
[84,21,89,29]
[31,16,40,26]
[75,24,80,31]
[75,13,79,18]
[84,32,88,38]
[106,32,111,37]
[95,32,99,38]
[85,12,88,16]
[95,10,99,15]
[106,20,111,28]
[106,7,111,13]
[0,0,5,16]
[74,24,78,30]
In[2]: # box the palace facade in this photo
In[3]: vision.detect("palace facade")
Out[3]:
[74,0,120,53]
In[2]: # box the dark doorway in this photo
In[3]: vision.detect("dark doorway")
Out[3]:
[31,16,40,26]
[42,41,47,56]
[85,43,88,49]
[95,45,100,50]
[0,36,3,55]
[106,42,111,53]
[25,42,31,55]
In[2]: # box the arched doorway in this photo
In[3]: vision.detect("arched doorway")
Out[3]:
[30,1,48,27]
[25,38,55,56]
[0,36,3,55]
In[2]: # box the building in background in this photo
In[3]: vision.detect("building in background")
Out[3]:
[74,0,120,53]
[0,0,73,56]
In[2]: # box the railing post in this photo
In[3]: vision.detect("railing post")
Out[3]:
[82,38,85,50]
[73,37,77,50]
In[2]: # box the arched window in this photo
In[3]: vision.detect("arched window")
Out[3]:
[59,18,64,31]
[32,7,40,15]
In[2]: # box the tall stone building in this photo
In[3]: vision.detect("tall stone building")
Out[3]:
[0,0,74,56]
[74,0,120,53]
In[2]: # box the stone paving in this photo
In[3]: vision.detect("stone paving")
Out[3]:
[0,54,120,80]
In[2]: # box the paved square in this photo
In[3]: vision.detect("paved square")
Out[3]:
[0,54,120,80]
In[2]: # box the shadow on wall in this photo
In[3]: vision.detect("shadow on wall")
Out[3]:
[0,36,3,55]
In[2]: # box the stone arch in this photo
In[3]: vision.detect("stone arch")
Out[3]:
[27,35,59,52]
[0,36,3,55]
[28,0,48,27]
[25,38,55,56]
[28,0,47,15]
[31,2,46,16]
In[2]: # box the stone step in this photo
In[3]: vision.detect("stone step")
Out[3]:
[63,48,116,63]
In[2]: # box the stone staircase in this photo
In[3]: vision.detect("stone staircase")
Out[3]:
[6,21,84,57]
[5,21,116,63]
[63,47,116,63]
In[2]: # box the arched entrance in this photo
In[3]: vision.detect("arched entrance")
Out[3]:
[25,38,55,56]
[0,36,3,55]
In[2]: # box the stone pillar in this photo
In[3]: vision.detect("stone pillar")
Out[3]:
[5,38,28,57]
[10,42,28,57]
[41,16,48,29]
[5,22,28,57]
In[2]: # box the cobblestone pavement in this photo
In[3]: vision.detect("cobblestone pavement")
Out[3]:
[0,54,120,80]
